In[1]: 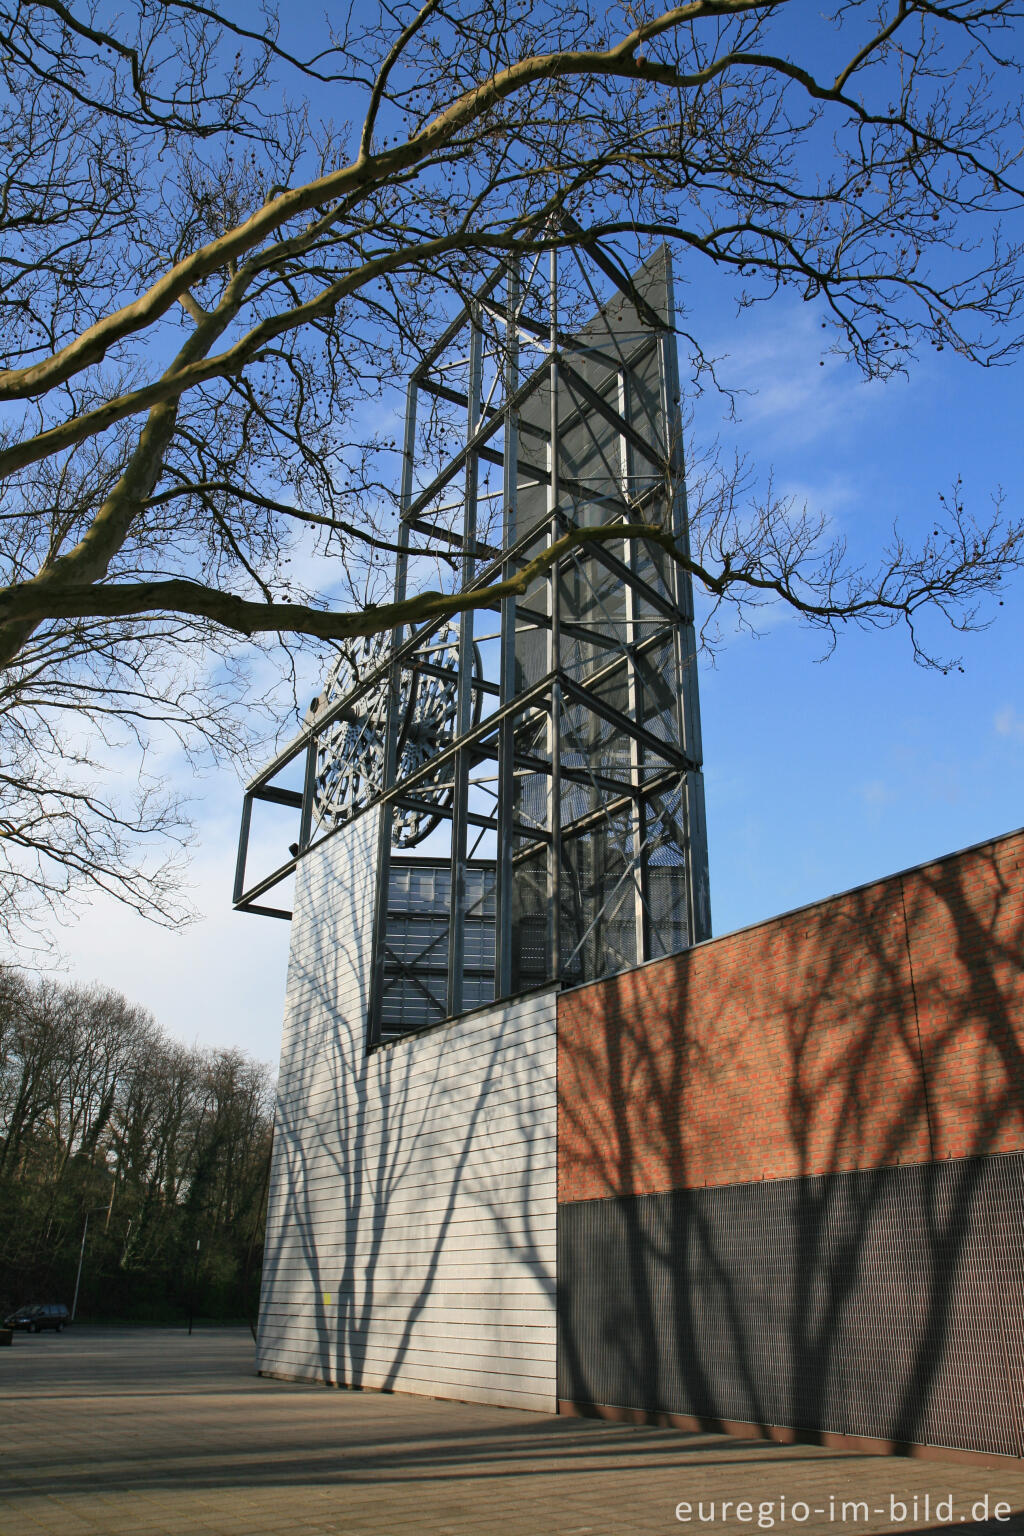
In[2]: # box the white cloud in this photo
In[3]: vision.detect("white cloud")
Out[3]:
[692,302,909,455]
[994,704,1024,741]
[860,779,895,808]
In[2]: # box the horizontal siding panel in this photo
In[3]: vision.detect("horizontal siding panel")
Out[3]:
[260,1360,555,1412]
[293,1032,557,1082]
[287,1302,557,1329]
[264,1183,558,1224]
[271,1105,558,1162]
[264,1222,552,1259]
[265,1147,553,1191]
[264,1263,552,1293]
[271,1128,556,1179]
[266,1182,557,1215]
[259,812,558,1411]
[282,1083,558,1130]
[265,1232,555,1263]
[259,1341,555,1389]
[372,1024,557,1074]
[283,1083,558,1128]
[313,1346,557,1382]
[259,1309,556,1346]
[278,1031,555,1081]
[282,1069,561,1118]
[323,1256,554,1279]
[262,1271,556,1297]
[271,1137,558,1187]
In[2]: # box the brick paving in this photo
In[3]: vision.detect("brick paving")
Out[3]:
[1,1328,1023,1536]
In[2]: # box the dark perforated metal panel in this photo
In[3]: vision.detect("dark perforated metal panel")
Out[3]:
[557,1153,1024,1457]
[379,859,496,1034]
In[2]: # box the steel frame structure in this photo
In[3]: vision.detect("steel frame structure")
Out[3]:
[234,244,711,1046]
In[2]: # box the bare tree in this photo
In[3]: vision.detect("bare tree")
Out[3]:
[0,967,273,1316]
[0,973,66,1178]
[0,0,1022,936]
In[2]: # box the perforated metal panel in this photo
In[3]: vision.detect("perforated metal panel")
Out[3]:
[378,858,496,1036]
[557,1153,1024,1457]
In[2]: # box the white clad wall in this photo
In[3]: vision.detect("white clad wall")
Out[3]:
[256,808,559,1410]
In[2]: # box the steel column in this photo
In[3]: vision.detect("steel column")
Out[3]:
[367,377,418,1046]
[447,312,483,1017]
[496,261,520,1000]
[546,245,562,980]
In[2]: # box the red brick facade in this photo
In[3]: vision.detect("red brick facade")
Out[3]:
[558,828,1024,1203]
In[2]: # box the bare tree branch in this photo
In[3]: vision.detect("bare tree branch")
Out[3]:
[0,0,1022,937]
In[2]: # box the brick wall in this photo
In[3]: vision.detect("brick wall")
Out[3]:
[558,828,1024,1203]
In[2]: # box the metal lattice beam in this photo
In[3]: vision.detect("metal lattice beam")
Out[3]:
[235,242,711,1044]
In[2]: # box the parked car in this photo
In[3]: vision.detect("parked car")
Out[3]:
[3,1303,70,1333]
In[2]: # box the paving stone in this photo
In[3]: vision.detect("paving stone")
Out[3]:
[2,1329,1024,1536]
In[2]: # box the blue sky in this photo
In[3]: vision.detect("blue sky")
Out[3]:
[690,276,1024,930]
[51,266,1023,1069]
[45,5,1024,1067]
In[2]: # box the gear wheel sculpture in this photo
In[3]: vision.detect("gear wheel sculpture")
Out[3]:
[307,622,474,847]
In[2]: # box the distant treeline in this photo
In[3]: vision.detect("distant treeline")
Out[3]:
[0,968,274,1325]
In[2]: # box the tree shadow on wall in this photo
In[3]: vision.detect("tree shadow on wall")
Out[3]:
[257,816,556,1406]
[556,835,1024,1458]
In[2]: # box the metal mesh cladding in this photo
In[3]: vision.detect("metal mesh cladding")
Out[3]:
[234,245,710,1036]
[556,1153,1024,1457]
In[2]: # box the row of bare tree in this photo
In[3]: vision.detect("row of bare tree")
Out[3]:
[0,968,273,1325]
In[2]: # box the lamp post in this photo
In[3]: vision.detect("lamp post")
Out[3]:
[71,1207,108,1322]
[187,1238,201,1336]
